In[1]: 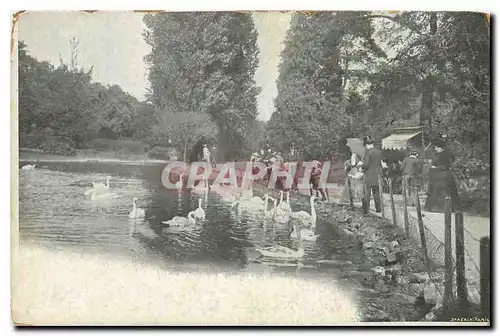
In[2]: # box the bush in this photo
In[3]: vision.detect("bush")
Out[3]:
[147,146,177,160]
[20,133,76,156]
[42,138,76,156]
[87,138,149,155]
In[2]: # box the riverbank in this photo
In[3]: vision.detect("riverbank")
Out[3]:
[18,148,168,165]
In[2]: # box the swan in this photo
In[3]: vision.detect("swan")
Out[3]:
[84,188,120,201]
[290,224,319,242]
[273,207,290,224]
[276,191,292,214]
[264,198,278,219]
[21,164,36,170]
[193,198,205,221]
[175,173,184,191]
[231,197,243,213]
[162,211,196,227]
[290,195,318,227]
[85,176,112,197]
[93,176,111,191]
[282,191,293,214]
[256,224,305,259]
[129,197,146,220]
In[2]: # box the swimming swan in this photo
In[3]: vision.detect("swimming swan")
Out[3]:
[21,164,36,170]
[290,225,319,241]
[256,224,305,259]
[193,198,205,221]
[162,211,196,227]
[129,197,146,219]
[290,196,318,227]
[93,176,111,191]
[277,191,292,214]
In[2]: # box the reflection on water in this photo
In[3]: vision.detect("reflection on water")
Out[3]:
[19,162,364,281]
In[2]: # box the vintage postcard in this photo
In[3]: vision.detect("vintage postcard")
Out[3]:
[11,10,491,326]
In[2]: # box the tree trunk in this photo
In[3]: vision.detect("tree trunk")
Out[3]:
[420,12,438,133]
[183,141,188,162]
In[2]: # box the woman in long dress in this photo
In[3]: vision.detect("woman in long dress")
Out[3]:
[342,153,364,203]
[424,136,461,212]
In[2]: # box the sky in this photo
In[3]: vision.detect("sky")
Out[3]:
[17,11,291,121]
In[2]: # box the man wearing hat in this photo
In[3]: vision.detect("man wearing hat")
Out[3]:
[424,134,461,212]
[360,136,383,214]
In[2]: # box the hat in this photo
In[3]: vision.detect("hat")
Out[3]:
[363,136,374,145]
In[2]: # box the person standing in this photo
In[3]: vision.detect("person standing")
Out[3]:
[401,149,423,206]
[202,144,211,166]
[310,160,328,201]
[361,136,382,214]
[424,135,461,212]
[211,145,218,168]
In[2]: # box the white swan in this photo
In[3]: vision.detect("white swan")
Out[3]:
[264,198,278,219]
[85,176,112,197]
[129,197,146,220]
[256,224,305,259]
[175,173,184,191]
[162,211,196,227]
[290,195,318,227]
[193,198,205,221]
[290,224,319,242]
[93,176,111,191]
[277,191,292,214]
[21,164,36,170]
[84,188,120,201]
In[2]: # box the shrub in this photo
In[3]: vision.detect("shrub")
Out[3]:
[87,138,149,155]
[147,146,177,160]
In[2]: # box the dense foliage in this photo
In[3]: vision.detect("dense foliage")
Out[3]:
[18,40,157,154]
[267,11,490,178]
[143,12,261,160]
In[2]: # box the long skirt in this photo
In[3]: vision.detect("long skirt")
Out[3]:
[424,169,461,212]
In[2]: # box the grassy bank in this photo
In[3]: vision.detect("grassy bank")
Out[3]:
[18,148,168,164]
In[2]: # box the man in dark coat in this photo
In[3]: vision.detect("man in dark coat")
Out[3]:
[361,136,382,214]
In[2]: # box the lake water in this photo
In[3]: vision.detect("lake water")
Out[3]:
[17,161,423,322]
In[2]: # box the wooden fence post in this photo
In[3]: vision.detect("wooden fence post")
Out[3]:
[402,178,410,237]
[347,176,354,209]
[414,187,430,270]
[480,236,490,319]
[378,174,385,218]
[455,212,468,310]
[444,196,454,311]
[389,177,397,226]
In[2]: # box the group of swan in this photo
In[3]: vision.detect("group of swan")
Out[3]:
[83,175,145,220]
[253,190,321,259]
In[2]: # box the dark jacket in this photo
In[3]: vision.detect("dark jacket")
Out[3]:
[362,146,383,186]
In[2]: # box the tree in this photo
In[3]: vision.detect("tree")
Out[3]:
[268,12,381,159]
[143,12,261,160]
[154,110,217,162]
